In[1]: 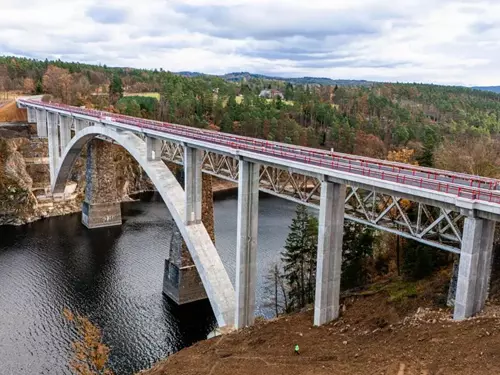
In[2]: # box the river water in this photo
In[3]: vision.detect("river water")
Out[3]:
[0,192,298,375]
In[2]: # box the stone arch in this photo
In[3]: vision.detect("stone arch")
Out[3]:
[52,125,235,327]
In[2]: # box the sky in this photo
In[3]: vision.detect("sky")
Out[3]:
[0,0,499,86]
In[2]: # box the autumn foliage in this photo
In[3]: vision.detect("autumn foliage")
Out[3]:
[63,309,114,375]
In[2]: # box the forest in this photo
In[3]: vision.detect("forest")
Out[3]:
[2,55,500,176]
[3,55,500,313]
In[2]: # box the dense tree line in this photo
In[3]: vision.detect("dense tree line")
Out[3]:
[2,56,500,174]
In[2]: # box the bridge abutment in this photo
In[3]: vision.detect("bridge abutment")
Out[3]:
[82,138,122,229]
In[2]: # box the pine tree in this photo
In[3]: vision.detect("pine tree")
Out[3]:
[341,221,375,289]
[109,73,123,104]
[281,205,318,310]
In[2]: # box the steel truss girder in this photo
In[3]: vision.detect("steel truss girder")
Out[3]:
[161,141,464,252]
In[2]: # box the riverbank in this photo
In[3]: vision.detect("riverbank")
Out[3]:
[212,177,237,194]
[140,276,500,375]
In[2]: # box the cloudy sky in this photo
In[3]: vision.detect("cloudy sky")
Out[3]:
[1,0,499,86]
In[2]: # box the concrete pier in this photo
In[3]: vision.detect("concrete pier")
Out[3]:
[235,160,260,329]
[454,217,495,319]
[163,228,208,304]
[184,146,203,225]
[163,172,214,305]
[59,115,72,154]
[27,108,36,123]
[314,181,346,326]
[75,118,88,133]
[36,109,47,137]
[81,139,122,229]
[47,112,60,187]
[146,136,162,161]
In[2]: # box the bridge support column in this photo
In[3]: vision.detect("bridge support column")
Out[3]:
[146,136,162,161]
[454,217,495,320]
[75,118,89,133]
[235,160,260,329]
[59,115,72,154]
[184,146,202,225]
[163,172,214,305]
[27,108,35,123]
[314,181,346,326]
[47,112,60,187]
[82,139,122,229]
[36,109,47,137]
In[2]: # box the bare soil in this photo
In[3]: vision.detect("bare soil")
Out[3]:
[140,274,500,375]
[0,101,27,122]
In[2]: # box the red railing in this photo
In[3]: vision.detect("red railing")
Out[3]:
[20,99,500,204]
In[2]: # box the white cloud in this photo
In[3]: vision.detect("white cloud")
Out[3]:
[0,0,499,85]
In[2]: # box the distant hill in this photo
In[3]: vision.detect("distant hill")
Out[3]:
[176,71,374,87]
[472,86,500,94]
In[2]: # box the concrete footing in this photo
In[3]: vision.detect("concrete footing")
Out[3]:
[82,201,122,229]
[314,181,346,326]
[162,168,214,306]
[163,229,207,304]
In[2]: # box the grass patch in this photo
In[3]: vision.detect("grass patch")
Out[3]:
[124,92,160,99]
[386,280,418,303]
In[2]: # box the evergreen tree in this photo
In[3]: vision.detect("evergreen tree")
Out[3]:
[341,221,376,289]
[220,113,233,133]
[109,73,123,104]
[284,83,294,101]
[281,205,318,310]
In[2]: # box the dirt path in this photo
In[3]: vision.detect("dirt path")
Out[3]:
[140,291,500,375]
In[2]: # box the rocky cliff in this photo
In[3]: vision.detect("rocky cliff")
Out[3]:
[0,124,154,226]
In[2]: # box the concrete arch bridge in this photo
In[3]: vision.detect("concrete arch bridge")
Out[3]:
[18,98,500,329]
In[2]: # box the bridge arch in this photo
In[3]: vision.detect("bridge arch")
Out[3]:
[52,125,235,327]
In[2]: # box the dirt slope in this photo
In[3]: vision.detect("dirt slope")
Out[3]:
[140,292,500,375]
[0,101,27,122]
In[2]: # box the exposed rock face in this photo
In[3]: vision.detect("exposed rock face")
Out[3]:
[0,127,155,226]
[114,144,154,198]
[0,137,37,224]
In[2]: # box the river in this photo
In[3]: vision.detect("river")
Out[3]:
[0,192,298,375]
